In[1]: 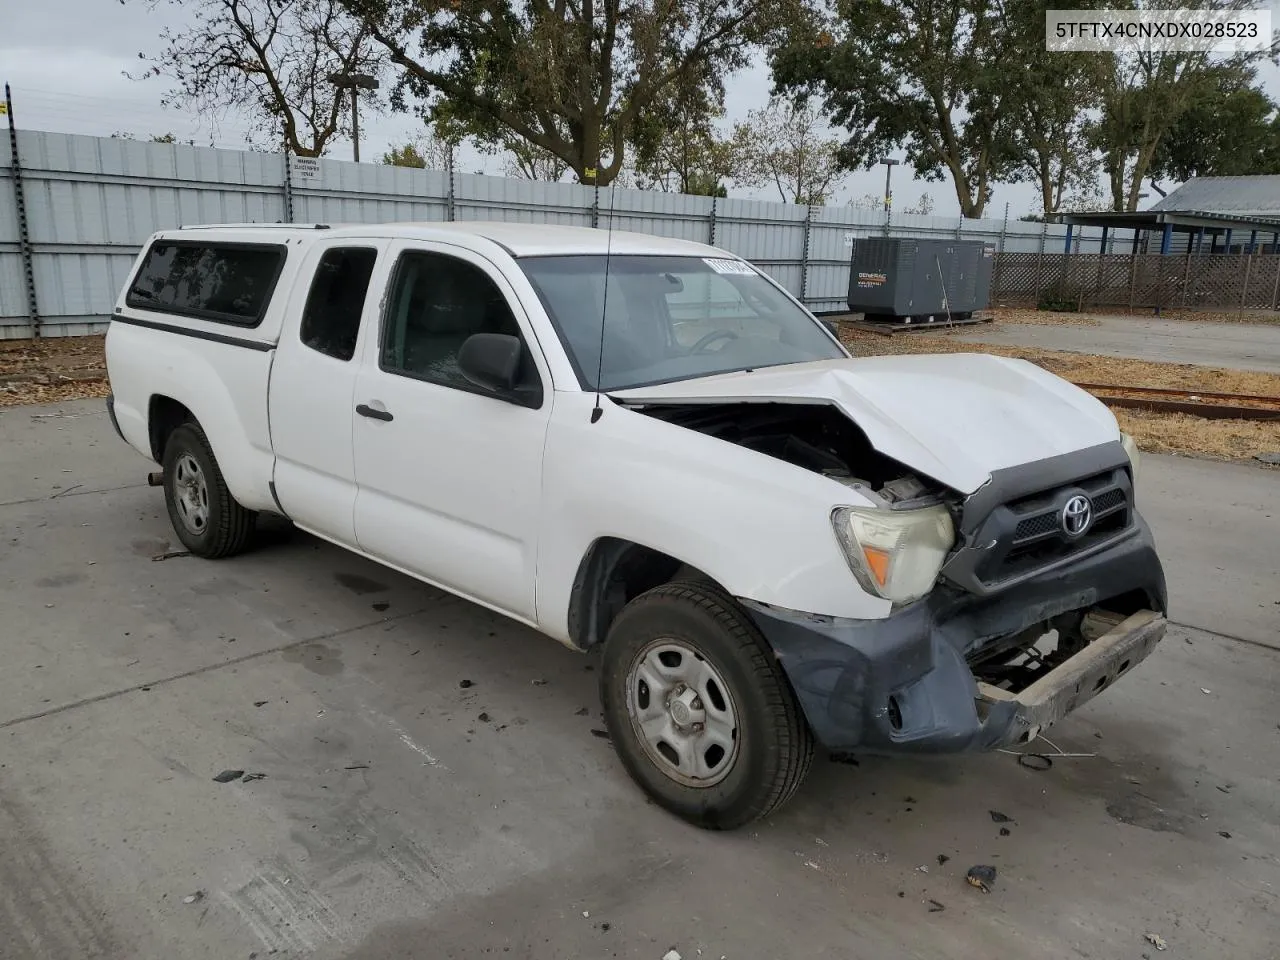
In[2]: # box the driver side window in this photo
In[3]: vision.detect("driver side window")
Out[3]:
[380,251,539,394]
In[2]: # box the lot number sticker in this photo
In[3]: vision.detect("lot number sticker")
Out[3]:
[703,258,756,276]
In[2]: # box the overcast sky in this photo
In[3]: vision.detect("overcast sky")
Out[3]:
[4,0,1278,219]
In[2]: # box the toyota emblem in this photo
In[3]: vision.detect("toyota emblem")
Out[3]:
[1060,494,1092,538]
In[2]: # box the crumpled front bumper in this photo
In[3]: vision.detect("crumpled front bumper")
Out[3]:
[741,515,1168,754]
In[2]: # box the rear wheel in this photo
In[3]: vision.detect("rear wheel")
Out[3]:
[600,581,814,829]
[162,422,256,558]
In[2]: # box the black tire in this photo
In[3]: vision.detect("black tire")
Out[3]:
[161,422,256,558]
[600,580,814,829]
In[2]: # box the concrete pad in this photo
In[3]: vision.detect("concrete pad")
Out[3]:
[0,398,150,506]
[953,316,1280,374]
[3,400,1279,959]
[1138,454,1280,648]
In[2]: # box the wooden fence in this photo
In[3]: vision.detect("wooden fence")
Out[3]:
[992,253,1280,312]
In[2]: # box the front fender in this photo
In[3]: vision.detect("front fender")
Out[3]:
[535,394,890,642]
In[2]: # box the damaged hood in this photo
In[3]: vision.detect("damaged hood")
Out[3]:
[610,354,1120,495]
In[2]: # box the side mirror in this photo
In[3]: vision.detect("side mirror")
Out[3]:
[458,333,521,393]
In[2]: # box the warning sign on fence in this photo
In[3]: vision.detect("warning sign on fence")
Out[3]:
[291,157,320,180]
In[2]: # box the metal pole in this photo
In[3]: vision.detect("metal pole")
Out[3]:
[447,148,457,222]
[800,204,813,306]
[4,84,39,338]
[590,183,599,229]
[350,89,360,162]
[1000,201,1009,254]
[281,129,294,224]
[708,195,717,246]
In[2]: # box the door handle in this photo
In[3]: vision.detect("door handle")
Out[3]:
[356,403,394,422]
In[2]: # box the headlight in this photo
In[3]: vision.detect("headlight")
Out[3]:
[831,504,955,605]
[1121,432,1141,481]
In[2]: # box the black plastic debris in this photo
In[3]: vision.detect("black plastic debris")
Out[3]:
[459,679,474,689]
[253,701,268,707]
[1218,830,1232,839]
[966,865,997,893]
[897,891,905,898]
[937,854,950,865]
[989,811,1012,823]
[212,770,244,783]
[590,729,610,740]
[478,712,491,722]
[344,764,369,770]
[999,827,1011,836]
[600,922,611,932]
[927,899,946,913]
[241,773,267,783]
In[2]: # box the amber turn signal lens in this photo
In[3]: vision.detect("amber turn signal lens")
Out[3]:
[862,546,891,586]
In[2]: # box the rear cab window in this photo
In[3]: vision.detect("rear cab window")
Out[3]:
[299,247,378,361]
[126,241,287,327]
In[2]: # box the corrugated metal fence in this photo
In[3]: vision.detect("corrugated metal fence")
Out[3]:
[2,129,1111,338]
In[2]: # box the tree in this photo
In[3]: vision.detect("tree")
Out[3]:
[630,85,742,195]
[381,131,460,170]
[901,193,935,215]
[998,0,1107,216]
[1150,67,1280,182]
[1087,1,1268,211]
[339,0,779,185]
[733,98,847,204]
[770,0,1024,218]
[133,0,383,156]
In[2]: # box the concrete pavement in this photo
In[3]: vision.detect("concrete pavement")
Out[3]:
[2,399,1278,960]
[953,315,1280,374]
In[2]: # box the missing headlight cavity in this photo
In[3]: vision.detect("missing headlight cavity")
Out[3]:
[627,401,943,497]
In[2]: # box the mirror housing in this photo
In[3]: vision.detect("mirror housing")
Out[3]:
[458,333,522,393]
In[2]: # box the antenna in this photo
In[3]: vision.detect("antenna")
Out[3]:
[590,176,619,424]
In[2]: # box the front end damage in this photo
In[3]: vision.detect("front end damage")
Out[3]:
[624,395,1167,755]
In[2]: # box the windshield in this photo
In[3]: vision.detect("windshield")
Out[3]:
[518,255,846,391]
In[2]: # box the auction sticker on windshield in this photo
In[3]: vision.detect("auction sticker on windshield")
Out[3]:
[703,258,757,276]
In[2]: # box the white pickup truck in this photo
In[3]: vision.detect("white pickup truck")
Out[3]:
[105,221,1167,828]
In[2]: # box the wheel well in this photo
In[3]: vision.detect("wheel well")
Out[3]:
[567,538,722,650]
[148,396,194,463]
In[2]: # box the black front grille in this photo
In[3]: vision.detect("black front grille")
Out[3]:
[969,467,1134,588]
[1014,512,1059,540]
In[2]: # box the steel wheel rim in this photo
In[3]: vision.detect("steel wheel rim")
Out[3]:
[173,453,210,536]
[626,638,740,787]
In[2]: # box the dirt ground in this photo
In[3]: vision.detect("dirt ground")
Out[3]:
[0,335,110,407]
[4,328,1278,462]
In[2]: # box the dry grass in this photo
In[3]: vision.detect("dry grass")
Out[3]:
[1113,408,1280,462]
[839,325,1280,464]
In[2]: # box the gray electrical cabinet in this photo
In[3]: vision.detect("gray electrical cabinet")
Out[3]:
[848,237,995,323]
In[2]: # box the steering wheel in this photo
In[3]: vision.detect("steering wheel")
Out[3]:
[688,330,739,354]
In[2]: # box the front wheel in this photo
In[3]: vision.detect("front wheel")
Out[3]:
[600,581,814,829]
[161,422,256,558]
